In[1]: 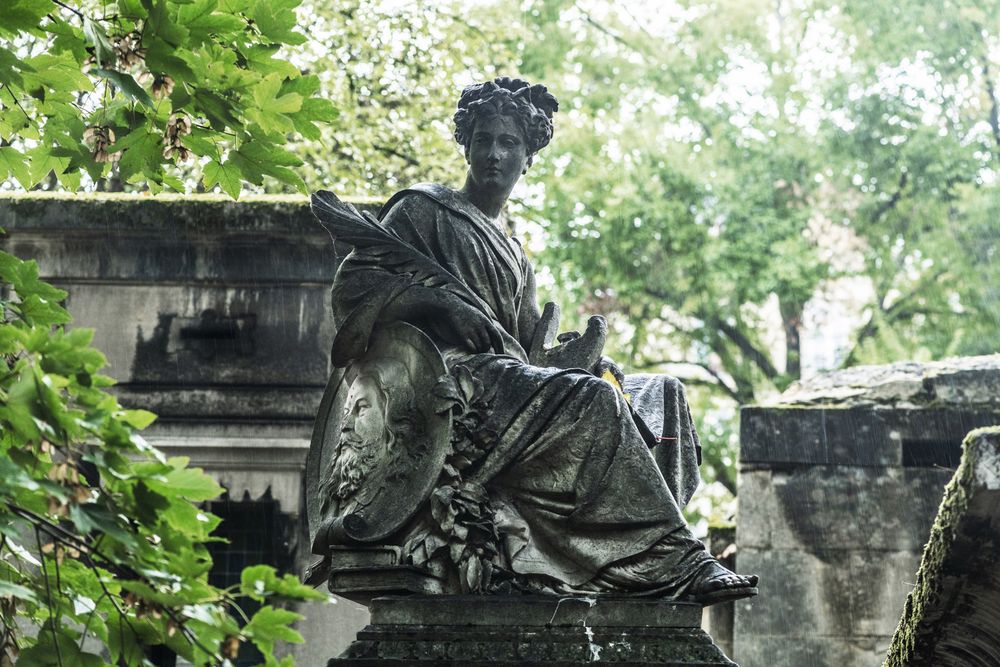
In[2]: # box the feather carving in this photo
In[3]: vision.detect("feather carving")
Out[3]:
[311,190,510,359]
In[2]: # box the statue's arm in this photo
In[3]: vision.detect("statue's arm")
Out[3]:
[331,196,505,355]
[516,256,543,352]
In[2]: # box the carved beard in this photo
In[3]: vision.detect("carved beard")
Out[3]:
[328,436,385,501]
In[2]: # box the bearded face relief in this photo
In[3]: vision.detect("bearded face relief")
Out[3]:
[329,374,390,502]
[324,356,420,510]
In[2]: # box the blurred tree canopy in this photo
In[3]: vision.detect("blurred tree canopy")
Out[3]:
[2,0,997,521]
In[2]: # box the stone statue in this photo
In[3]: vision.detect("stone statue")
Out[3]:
[307,77,758,606]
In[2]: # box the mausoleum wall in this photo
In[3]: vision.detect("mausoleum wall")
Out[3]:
[735,356,1000,666]
[0,192,377,665]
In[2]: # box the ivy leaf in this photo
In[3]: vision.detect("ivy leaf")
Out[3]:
[144,0,190,47]
[247,0,305,45]
[0,45,34,89]
[23,53,93,93]
[69,504,139,548]
[121,409,157,429]
[253,74,303,114]
[91,68,155,107]
[144,38,198,81]
[179,0,245,43]
[240,564,328,602]
[147,459,223,502]
[203,159,242,199]
[17,294,71,326]
[26,146,71,188]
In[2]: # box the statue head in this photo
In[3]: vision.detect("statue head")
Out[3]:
[453,77,559,191]
[326,357,417,502]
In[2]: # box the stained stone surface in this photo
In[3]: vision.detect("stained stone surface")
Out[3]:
[332,595,737,666]
[735,355,1000,667]
[884,427,1000,667]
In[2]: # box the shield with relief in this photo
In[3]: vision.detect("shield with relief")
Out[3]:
[305,322,453,552]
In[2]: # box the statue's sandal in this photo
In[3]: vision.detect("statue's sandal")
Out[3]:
[683,572,759,607]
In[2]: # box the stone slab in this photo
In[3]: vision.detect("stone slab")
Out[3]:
[333,596,736,666]
[735,547,920,640]
[738,467,953,551]
[771,355,1000,409]
[740,406,1000,467]
[371,595,703,628]
[733,634,891,667]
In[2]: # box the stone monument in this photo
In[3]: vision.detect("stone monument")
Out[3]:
[305,77,753,665]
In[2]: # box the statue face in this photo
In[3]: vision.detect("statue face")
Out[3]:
[341,375,387,447]
[328,374,390,502]
[465,113,529,197]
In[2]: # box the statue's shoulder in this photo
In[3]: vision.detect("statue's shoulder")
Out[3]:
[378,183,458,221]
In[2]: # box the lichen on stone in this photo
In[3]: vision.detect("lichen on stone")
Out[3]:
[883,426,1000,667]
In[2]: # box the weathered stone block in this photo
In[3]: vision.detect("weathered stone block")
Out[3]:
[737,546,921,641]
[733,634,890,667]
[740,406,1000,467]
[885,427,1000,667]
[333,596,737,666]
[739,467,953,552]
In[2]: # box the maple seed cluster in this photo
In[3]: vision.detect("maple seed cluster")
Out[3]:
[83,125,121,163]
[164,113,193,162]
[113,31,146,69]
[137,71,175,100]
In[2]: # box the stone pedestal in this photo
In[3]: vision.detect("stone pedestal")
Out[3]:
[331,595,737,666]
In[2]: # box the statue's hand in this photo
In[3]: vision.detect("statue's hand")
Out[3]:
[422,295,503,353]
[538,315,607,371]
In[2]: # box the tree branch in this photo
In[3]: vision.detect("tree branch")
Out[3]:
[574,4,651,64]
[716,320,779,380]
[841,268,948,367]
[871,171,908,224]
[371,142,419,168]
[51,0,84,22]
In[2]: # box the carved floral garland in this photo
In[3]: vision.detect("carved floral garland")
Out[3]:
[405,364,504,593]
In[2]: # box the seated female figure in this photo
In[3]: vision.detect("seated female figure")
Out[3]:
[318,77,757,604]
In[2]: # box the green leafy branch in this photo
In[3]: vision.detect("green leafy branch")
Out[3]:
[0,0,338,197]
[0,245,327,666]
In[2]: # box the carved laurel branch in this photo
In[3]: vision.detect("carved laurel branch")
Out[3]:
[406,365,504,593]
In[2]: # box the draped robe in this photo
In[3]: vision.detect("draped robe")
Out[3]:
[330,183,707,590]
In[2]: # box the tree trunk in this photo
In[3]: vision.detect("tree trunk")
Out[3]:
[780,300,802,384]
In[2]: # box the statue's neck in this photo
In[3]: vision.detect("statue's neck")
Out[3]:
[458,178,508,223]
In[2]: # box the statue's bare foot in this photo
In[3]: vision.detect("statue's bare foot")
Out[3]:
[682,560,758,607]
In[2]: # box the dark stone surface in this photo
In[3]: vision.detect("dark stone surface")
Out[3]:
[772,356,1000,408]
[739,467,954,552]
[332,596,737,666]
[885,427,1000,667]
[0,193,380,398]
[740,405,1000,467]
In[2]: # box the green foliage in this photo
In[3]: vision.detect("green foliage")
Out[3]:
[288,0,515,195]
[0,246,327,665]
[462,0,999,518]
[0,0,337,197]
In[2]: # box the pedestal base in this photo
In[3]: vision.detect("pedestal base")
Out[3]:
[331,595,737,666]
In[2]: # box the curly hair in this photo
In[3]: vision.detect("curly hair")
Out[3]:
[453,77,559,163]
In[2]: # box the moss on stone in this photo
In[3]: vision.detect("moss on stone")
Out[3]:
[0,191,382,233]
[883,426,1000,666]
